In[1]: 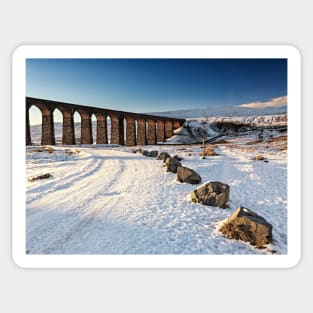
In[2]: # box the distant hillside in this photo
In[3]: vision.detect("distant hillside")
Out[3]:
[148,105,287,119]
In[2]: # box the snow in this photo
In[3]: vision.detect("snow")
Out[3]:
[26,128,287,255]
[167,114,287,144]
[190,113,287,127]
[149,104,287,119]
[29,113,287,145]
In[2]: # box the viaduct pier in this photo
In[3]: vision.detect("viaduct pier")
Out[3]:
[26,97,185,146]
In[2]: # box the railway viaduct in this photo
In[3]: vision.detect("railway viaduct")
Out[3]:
[26,97,185,146]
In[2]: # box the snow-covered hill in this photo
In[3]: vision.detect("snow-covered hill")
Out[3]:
[169,114,287,144]
[149,105,287,119]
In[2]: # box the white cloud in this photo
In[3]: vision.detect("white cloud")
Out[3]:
[238,96,287,109]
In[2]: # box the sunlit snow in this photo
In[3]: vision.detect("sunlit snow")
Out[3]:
[26,114,287,255]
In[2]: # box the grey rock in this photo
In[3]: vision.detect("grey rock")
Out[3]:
[191,181,230,208]
[165,157,182,173]
[173,154,183,161]
[28,173,53,183]
[142,150,158,157]
[177,166,201,184]
[219,207,273,247]
[148,150,158,157]
[157,152,171,161]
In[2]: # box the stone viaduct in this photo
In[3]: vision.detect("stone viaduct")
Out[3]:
[26,97,185,146]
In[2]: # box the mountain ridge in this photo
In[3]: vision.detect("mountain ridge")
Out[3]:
[148,105,287,119]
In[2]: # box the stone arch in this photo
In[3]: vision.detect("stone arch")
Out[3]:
[25,97,185,147]
[156,120,165,143]
[28,101,55,145]
[123,117,127,145]
[95,112,108,144]
[147,119,156,145]
[28,104,42,145]
[135,120,138,144]
[91,113,97,144]
[73,111,82,144]
[173,121,182,129]
[136,118,146,145]
[125,115,136,146]
[145,120,149,142]
[76,109,92,144]
[59,106,75,145]
[165,120,174,139]
[52,108,63,145]
[107,115,112,144]
[110,113,124,145]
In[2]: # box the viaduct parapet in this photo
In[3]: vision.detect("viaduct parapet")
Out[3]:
[26,97,185,146]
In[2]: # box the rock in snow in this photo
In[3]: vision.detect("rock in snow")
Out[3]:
[148,150,158,157]
[165,157,182,173]
[25,121,287,255]
[219,207,273,247]
[142,150,158,157]
[177,166,201,184]
[28,173,53,183]
[157,152,170,161]
[191,181,230,208]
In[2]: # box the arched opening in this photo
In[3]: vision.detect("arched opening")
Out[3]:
[29,105,42,145]
[135,120,138,144]
[94,113,107,144]
[145,120,149,142]
[155,120,158,143]
[74,111,81,144]
[53,108,63,145]
[123,117,127,145]
[91,113,97,144]
[107,115,112,144]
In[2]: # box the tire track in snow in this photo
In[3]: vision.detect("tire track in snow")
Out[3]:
[28,153,164,254]
[26,145,287,255]
[27,155,101,206]
[26,150,129,254]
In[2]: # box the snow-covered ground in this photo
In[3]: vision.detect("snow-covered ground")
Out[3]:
[169,114,287,144]
[26,130,287,255]
[29,113,287,145]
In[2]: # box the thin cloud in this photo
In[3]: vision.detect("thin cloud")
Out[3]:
[238,96,287,109]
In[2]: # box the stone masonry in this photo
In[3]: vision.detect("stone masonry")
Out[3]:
[26,97,185,146]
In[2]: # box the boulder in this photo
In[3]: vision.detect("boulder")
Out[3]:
[148,150,158,157]
[28,173,53,183]
[157,152,171,161]
[219,207,273,247]
[165,157,182,173]
[191,181,230,208]
[142,150,158,157]
[173,155,183,161]
[177,166,201,184]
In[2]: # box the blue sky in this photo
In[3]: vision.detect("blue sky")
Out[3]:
[27,58,287,109]
[27,58,287,124]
